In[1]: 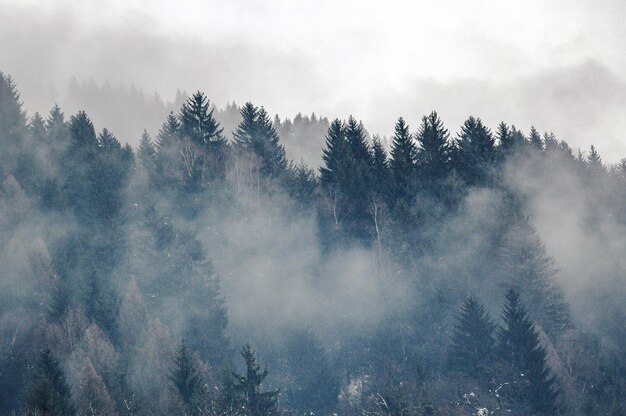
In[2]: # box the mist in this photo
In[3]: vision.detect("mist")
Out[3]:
[1,1,626,415]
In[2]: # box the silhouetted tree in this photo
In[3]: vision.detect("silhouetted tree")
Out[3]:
[497,289,559,415]
[230,344,280,416]
[448,297,496,377]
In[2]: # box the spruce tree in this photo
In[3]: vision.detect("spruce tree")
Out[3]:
[528,126,543,150]
[230,344,280,416]
[320,119,348,190]
[389,117,417,204]
[371,135,389,189]
[498,289,559,415]
[233,103,287,178]
[416,111,451,188]
[448,297,496,377]
[25,348,75,416]
[170,342,203,405]
[499,217,570,337]
[453,116,495,185]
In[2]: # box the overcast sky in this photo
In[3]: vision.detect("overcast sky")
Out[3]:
[1,0,626,161]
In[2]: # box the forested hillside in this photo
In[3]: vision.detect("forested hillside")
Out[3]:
[1,71,625,415]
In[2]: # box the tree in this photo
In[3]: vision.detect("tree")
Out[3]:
[453,116,495,185]
[169,342,203,405]
[448,297,496,377]
[320,119,348,190]
[416,111,452,189]
[371,135,389,191]
[498,217,570,338]
[234,102,288,179]
[389,117,417,204]
[587,145,605,178]
[497,289,559,415]
[229,344,280,416]
[25,348,76,416]
[179,91,228,181]
[137,129,157,175]
[528,126,543,150]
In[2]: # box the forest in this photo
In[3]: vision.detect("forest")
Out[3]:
[0,70,625,416]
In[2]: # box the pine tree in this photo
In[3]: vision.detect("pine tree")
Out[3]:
[320,119,348,190]
[230,344,280,416]
[587,145,605,177]
[234,102,287,179]
[179,91,228,181]
[497,289,559,415]
[371,135,389,189]
[454,116,495,185]
[416,111,451,188]
[389,117,417,204]
[448,297,496,376]
[137,129,157,173]
[25,348,76,416]
[498,217,570,337]
[528,126,543,150]
[170,343,203,405]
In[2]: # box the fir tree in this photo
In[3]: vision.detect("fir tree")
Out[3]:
[448,297,496,376]
[371,135,390,189]
[497,289,559,415]
[170,342,203,405]
[453,116,495,186]
[234,102,287,178]
[498,217,570,337]
[389,117,417,204]
[230,344,280,416]
[320,119,348,190]
[416,111,451,188]
[137,129,157,172]
[528,126,543,150]
[25,348,76,416]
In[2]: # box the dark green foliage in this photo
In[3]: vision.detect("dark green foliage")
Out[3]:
[319,118,348,190]
[25,349,75,416]
[371,135,390,190]
[448,297,496,376]
[229,344,280,416]
[389,117,417,204]
[529,126,543,150]
[453,116,495,185]
[498,289,559,415]
[170,343,201,401]
[179,91,228,183]
[416,111,452,189]
[234,102,288,179]
[499,217,570,337]
[137,129,157,175]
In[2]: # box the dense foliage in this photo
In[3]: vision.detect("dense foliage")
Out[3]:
[1,71,625,415]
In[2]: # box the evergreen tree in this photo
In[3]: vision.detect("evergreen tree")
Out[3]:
[448,297,496,376]
[179,91,228,181]
[453,116,495,185]
[25,348,76,416]
[528,126,543,150]
[371,135,389,189]
[230,344,280,416]
[320,119,348,190]
[28,112,46,143]
[388,117,417,204]
[170,342,203,405]
[587,145,605,177]
[137,129,157,173]
[498,217,570,337]
[156,111,181,149]
[416,111,451,188]
[234,102,287,179]
[497,289,559,415]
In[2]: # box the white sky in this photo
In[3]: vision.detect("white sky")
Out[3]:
[1,0,626,160]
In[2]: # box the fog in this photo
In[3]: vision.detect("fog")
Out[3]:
[2,0,626,161]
